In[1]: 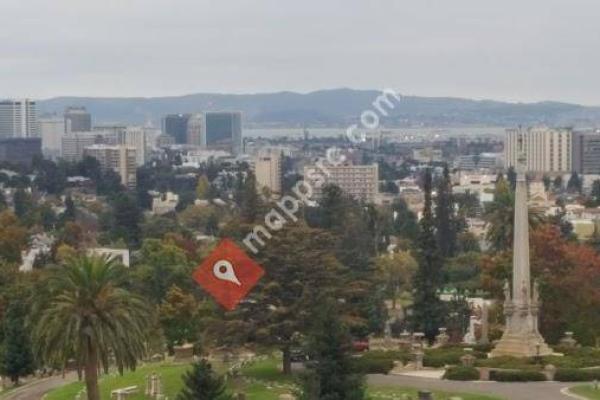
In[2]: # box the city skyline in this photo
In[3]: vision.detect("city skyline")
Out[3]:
[2,0,600,105]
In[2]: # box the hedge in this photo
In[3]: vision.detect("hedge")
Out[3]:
[350,357,395,374]
[443,366,480,381]
[489,370,546,382]
[554,368,600,382]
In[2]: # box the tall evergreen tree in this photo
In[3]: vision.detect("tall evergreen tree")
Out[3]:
[299,300,365,400]
[176,359,231,400]
[567,171,583,194]
[63,195,76,222]
[240,171,260,223]
[0,300,34,384]
[410,168,445,342]
[507,167,517,191]
[13,188,31,219]
[435,165,457,258]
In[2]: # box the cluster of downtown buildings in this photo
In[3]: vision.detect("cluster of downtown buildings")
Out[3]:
[2,99,600,217]
[0,99,243,189]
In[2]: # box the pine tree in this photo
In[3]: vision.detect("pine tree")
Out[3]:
[507,167,517,191]
[567,171,583,194]
[176,359,231,400]
[64,195,76,222]
[435,165,456,258]
[410,168,445,342]
[13,188,31,219]
[299,300,365,400]
[0,301,34,384]
[240,171,260,223]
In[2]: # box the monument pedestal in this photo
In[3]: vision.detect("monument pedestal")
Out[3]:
[490,333,552,358]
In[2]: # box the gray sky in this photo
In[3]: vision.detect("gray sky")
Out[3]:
[2,0,600,104]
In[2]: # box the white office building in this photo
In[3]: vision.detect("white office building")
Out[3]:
[84,144,137,188]
[505,127,572,174]
[304,163,379,203]
[39,116,65,158]
[0,99,38,138]
[255,152,282,195]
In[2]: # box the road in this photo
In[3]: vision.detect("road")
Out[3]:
[3,374,77,400]
[368,374,582,400]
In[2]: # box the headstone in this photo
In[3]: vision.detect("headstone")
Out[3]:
[543,364,556,381]
[463,316,478,345]
[434,327,449,347]
[559,331,578,348]
[460,353,476,367]
[173,343,194,362]
[413,350,424,370]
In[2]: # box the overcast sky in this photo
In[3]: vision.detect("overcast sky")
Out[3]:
[2,0,600,104]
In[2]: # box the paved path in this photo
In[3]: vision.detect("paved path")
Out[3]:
[3,374,77,400]
[368,374,580,400]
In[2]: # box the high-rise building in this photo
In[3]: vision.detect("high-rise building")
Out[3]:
[39,116,65,159]
[255,152,282,195]
[304,163,379,203]
[61,132,105,162]
[162,114,190,144]
[572,130,600,175]
[84,145,137,188]
[186,113,205,147]
[0,137,42,166]
[0,99,38,138]
[64,106,92,133]
[504,127,572,173]
[94,125,147,166]
[205,111,242,155]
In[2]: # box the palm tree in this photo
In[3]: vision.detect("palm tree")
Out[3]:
[33,256,152,400]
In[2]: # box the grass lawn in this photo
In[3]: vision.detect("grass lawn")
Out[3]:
[45,356,504,400]
[45,363,191,400]
[570,384,600,399]
[368,386,503,400]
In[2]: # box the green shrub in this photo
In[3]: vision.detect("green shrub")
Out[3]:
[476,356,540,370]
[349,350,415,374]
[554,368,600,382]
[423,346,486,368]
[350,357,394,374]
[443,366,480,381]
[543,348,600,369]
[489,370,546,382]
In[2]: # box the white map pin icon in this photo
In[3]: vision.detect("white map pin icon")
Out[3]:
[213,260,241,286]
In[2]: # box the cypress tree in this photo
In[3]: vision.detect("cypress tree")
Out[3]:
[299,300,365,400]
[410,168,445,342]
[435,165,456,258]
[0,301,34,384]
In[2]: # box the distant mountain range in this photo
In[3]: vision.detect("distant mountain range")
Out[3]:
[37,88,600,128]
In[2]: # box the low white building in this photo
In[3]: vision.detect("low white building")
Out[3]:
[151,191,179,215]
[88,247,130,267]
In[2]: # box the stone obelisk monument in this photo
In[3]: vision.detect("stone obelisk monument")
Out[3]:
[490,136,552,358]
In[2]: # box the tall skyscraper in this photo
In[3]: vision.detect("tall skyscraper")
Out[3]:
[39,116,65,159]
[205,111,242,155]
[0,99,38,138]
[186,113,205,147]
[162,114,191,144]
[64,106,92,133]
[61,132,105,162]
[572,130,600,175]
[505,127,572,173]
